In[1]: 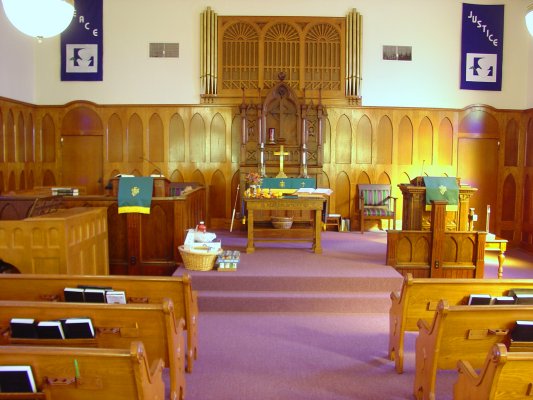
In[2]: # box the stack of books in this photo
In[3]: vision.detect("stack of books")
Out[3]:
[9,317,95,339]
[64,286,127,304]
[51,187,79,196]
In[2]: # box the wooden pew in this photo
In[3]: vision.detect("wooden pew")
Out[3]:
[389,273,533,373]
[0,341,165,400]
[0,273,199,373]
[0,299,185,400]
[453,343,533,400]
[414,300,533,400]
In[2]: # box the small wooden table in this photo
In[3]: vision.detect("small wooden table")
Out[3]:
[244,197,326,254]
[485,235,508,279]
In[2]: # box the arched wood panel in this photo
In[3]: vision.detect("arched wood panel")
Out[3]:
[0,172,4,193]
[127,114,143,162]
[28,171,34,189]
[43,170,56,186]
[231,115,240,164]
[191,169,206,185]
[418,116,433,165]
[0,109,3,163]
[438,117,453,166]
[335,114,351,164]
[356,115,372,164]
[6,110,14,162]
[25,113,34,162]
[169,113,185,163]
[210,113,226,163]
[62,106,103,135]
[376,115,392,165]
[107,113,123,162]
[8,171,15,191]
[169,169,185,182]
[528,118,533,167]
[190,113,206,163]
[335,170,350,218]
[16,112,24,162]
[42,114,56,163]
[398,116,413,165]
[148,113,164,162]
[504,119,519,167]
[19,171,25,190]
[209,169,226,219]
[502,173,516,222]
[377,172,391,185]
[323,118,331,164]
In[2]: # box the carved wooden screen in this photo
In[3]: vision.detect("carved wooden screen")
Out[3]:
[208,12,361,103]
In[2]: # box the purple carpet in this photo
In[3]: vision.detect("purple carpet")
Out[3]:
[171,230,533,400]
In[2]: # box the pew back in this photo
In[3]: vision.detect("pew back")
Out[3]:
[0,273,198,372]
[0,342,165,400]
[389,273,533,373]
[0,299,185,400]
[414,301,533,400]
[454,343,533,400]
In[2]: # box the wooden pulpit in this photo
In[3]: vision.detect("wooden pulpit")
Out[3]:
[110,176,170,197]
[398,177,477,231]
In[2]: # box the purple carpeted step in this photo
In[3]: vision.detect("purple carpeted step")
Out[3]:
[198,290,391,313]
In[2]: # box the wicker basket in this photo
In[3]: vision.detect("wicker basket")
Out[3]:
[178,245,220,271]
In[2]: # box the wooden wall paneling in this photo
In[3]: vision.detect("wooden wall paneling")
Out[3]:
[231,114,240,164]
[418,116,433,166]
[170,169,185,183]
[504,119,519,166]
[169,113,185,163]
[438,117,453,166]
[525,118,533,167]
[210,113,226,163]
[398,116,413,165]
[376,115,393,165]
[27,171,34,190]
[127,113,144,163]
[502,174,516,222]
[7,171,15,191]
[335,171,350,219]
[19,171,25,190]
[6,110,14,162]
[140,203,175,274]
[148,113,164,164]
[323,117,331,164]
[42,114,56,162]
[190,113,206,162]
[335,114,351,164]
[25,113,33,162]
[209,170,227,228]
[42,169,56,186]
[356,114,371,164]
[108,113,123,162]
[0,108,3,163]
[16,112,24,162]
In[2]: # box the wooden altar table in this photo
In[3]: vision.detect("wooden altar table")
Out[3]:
[244,197,326,254]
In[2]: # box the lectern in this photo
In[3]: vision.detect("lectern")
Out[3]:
[398,177,477,231]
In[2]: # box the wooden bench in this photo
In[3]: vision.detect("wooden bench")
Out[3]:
[414,300,533,400]
[0,273,199,373]
[0,299,185,400]
[0,341,165,400]
[389,273,533,373]
[453,343,533,400]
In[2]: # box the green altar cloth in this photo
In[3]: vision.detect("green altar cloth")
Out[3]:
[118,177,154,214]
[423,176,459,211]
[261,177,315,190]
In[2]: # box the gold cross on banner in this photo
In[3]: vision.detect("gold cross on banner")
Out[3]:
[274,145,289,178]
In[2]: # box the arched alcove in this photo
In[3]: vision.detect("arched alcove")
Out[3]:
[398,116,413,165]
[335,114,352,164]
[148,113,164,162]
[169,113,185,163]
[356,115,372,164]
[210,113,226,163]
[190,114,206,163]
[376,116,392,164]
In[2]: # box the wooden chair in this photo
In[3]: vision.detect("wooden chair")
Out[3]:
[358,184,397,233]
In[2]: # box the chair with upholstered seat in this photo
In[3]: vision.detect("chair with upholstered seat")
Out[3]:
[358,184,397,233]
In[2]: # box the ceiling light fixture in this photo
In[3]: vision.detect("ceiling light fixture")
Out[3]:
[2,0,74,42]
[526,4,533,37]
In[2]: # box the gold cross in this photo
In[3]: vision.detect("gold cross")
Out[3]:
[274,145,289,178]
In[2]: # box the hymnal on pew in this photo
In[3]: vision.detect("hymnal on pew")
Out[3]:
[37,320,65,339]
[0,365,36,393]
[467,294,491,305]
[510,320,533,342]
[63,318,95,339]
[64,287,85,302]
[9,318,38,339]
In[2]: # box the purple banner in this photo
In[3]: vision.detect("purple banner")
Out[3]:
[460,3,504,91]
[61,0,103,81]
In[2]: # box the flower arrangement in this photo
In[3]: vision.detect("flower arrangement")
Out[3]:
[245,172,262,186]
